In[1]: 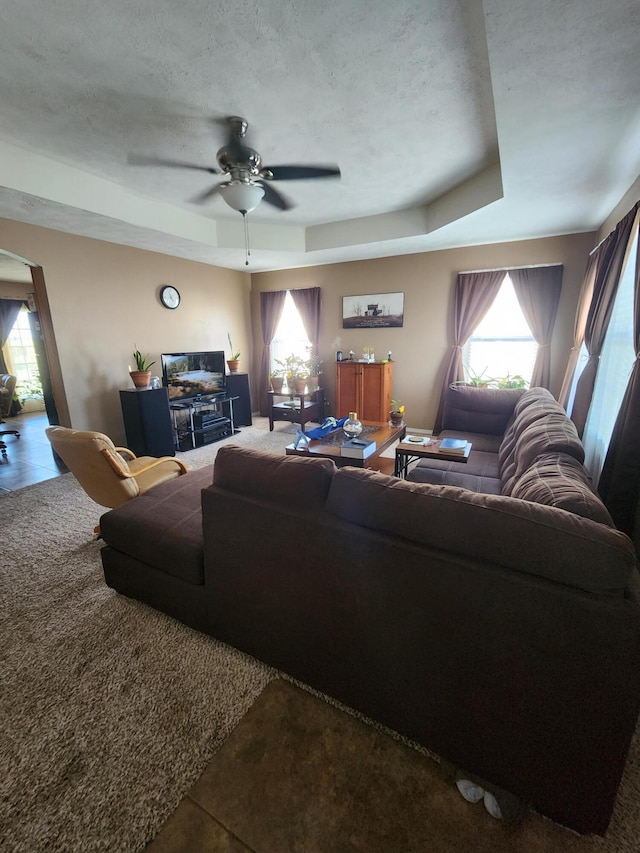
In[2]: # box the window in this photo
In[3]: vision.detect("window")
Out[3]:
[582,228,638,483]
[270,291,311,373]
[3,305,43,400]
[462,275,537,386]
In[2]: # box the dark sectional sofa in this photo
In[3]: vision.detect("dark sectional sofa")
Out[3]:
[99,386,640,836]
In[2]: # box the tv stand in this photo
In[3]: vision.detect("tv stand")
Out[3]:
[170,395,239,451]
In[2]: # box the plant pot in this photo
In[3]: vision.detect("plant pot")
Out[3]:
[389,412,404,427]
[294,378,308,394]
[227,359,240,374]
[270,376,284,393]
[130,370,151,389]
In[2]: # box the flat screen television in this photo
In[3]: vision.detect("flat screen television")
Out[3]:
[161,351,226,403]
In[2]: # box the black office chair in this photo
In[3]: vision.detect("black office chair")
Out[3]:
[0,429,20,461]
[0,374,20,461]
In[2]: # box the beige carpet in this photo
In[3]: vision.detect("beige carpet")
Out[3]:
[1,419,639,851]
[174,416,400,471]
[175,417,305,469]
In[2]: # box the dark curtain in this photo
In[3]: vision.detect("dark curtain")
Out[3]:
[259,290,287,416]
[510,265,563,389]
[433,271,505,433]
[290,287,321,352]
[558,252,598,409]
[598,208,640,546]
[570,203,639,436]
[0,298,25,373]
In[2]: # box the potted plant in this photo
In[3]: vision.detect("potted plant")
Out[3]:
[306,347,324,391]
[227,333,241,373]
[269,369,285,393]
[452,368,529,390]
[276,353,309,394]
[389,399,405,427]
[15,372,43,413]
[496,373,527,389]
[130,347,155,389]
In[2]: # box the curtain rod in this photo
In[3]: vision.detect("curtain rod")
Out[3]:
[458,263,563,275]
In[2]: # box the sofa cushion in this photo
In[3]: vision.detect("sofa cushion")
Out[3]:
[327,467,635,595]
[407,466,502,494]
[213,444,335,510]
[441,386,524,436]
[511,453,614,526]
[513,386,558,416]
[498,392,568,477]
[99,466,213,585]
[439,429,502,454]
[508,413,585,485]
[408,449,501,493]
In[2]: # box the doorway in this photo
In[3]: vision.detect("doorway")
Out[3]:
[1,249,69,486]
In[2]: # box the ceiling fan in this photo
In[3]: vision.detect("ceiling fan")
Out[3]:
[128,115,341,215]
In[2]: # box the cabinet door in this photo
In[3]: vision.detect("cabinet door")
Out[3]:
[336,362,360,417]
[361,363,393,422]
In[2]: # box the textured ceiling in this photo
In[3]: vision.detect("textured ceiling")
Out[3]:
[0,0,639,272]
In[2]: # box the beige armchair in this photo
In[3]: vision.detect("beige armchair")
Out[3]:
[46,426,188,511]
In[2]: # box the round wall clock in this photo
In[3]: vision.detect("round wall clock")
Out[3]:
[160,285,181,309]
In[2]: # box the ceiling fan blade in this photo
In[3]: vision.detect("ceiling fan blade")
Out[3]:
[128,153,218,174]
[189,183,224,204]
[261,164,341,181]
[259,181,294,211]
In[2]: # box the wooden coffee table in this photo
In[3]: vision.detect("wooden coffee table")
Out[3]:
[285,421,406,473]
[394,437,472,478]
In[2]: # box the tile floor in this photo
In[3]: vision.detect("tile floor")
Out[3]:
[0,411,68,494]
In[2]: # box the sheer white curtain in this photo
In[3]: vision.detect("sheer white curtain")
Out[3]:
[582,229,638,483]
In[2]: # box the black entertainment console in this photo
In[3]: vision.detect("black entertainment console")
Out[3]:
[169,394,239,451]
[120,373,252,456]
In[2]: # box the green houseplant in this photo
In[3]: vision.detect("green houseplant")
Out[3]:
[130,347,155,388]
[227,333,241,373]
[305,348,324,390]
[453,365,528,390]
[269,368,285,393]
[389,399,405,426]
[276,353,309,394]
[496,373,527,389]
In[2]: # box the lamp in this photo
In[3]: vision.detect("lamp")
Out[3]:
[218,181,265,266]
[218,181,265,214]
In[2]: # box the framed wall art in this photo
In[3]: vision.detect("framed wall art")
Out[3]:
[342,292,404,329]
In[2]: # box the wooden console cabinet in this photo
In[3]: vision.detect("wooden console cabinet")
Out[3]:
[335,361,393,422]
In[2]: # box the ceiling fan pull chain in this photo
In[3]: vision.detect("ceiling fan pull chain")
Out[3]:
[242,211,251,266]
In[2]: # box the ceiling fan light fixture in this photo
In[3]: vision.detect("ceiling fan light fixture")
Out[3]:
[218,181,265,214]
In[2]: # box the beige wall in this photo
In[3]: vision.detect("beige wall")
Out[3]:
[1,218,251,443]
[0,280,32,299]
[4,210,626,438]
[251,232,596,430]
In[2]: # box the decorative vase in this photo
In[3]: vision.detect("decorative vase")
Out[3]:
[270,376,284,393]
[227,359,240,374]
[130,370,151,389]
[343,411,363,440]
